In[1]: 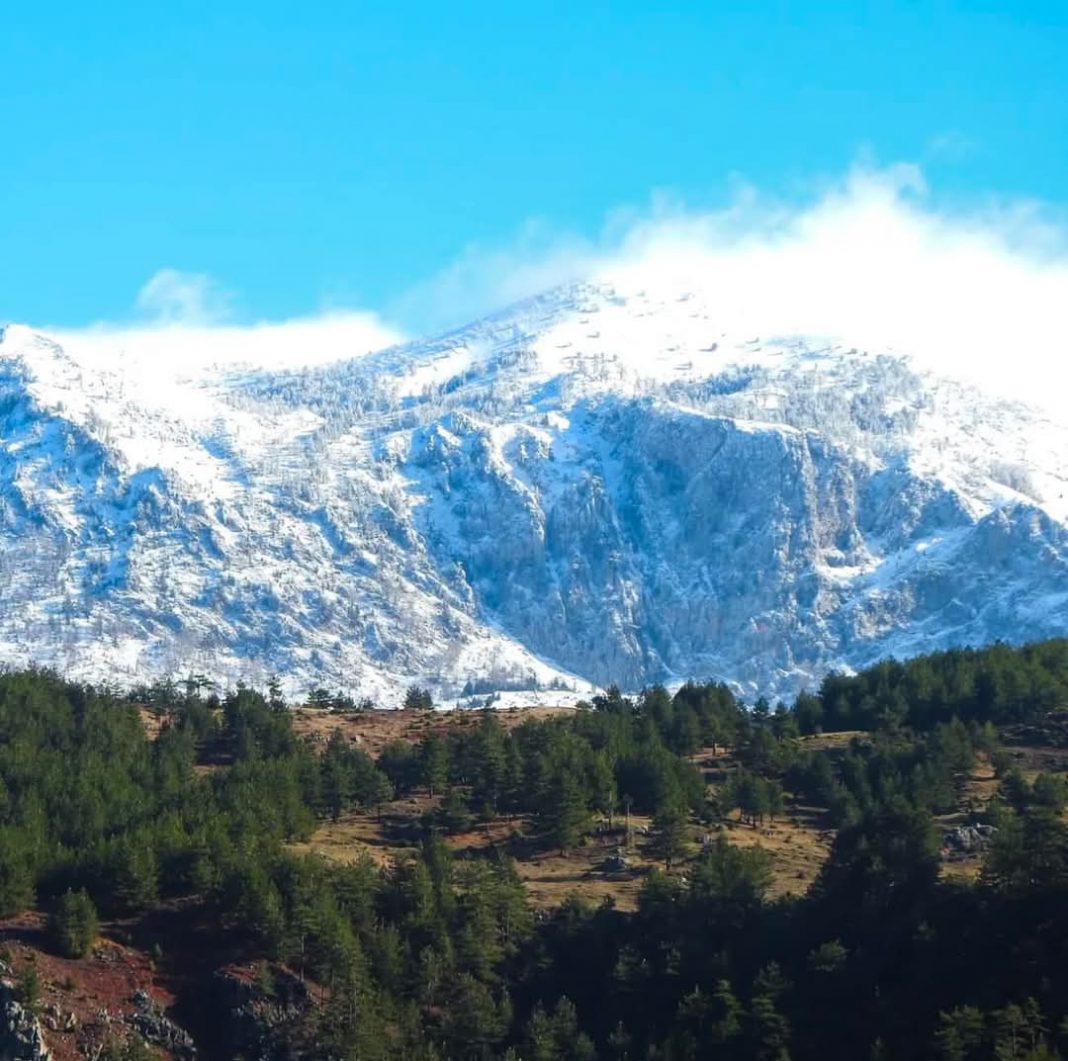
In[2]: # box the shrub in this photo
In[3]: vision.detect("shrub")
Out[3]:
[48,889,99,958]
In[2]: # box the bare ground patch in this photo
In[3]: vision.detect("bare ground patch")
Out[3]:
[0,912,181,1061]
[715,807,835,899]
[290,705,577,757]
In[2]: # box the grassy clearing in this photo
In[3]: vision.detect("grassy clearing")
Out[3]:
[289,739,841,910]
[514,846,650,912]
[717,807,834,899]
[795,730,867,752]
[143,703,946,909]
[288,810,408,867]
[289,704,578,757]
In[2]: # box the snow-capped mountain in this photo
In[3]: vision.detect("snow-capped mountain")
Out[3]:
[2,275,1067,701]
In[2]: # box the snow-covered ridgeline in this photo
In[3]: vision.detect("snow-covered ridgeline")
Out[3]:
[1,279,1066,701]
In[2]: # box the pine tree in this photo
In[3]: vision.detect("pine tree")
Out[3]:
[420,733,449,796]
[710,978,744,1046]
[439,787,474,834]
[470,713,507,810]
[749,991,791,1061]
[524,1004,558,1061]
[109,836,159,913]
[589,752,618,827]
[0,845,34,916]
[606,1021,633,1061]
[543,771,590,853]
[15,963,41,1014]
[321,730,352,820]
[48,889,99,958]
[652,794,688,869]
[670,986,715,1060]
[444,974,511,1059]
[934,1007,985,1061]
[404,685,434,711]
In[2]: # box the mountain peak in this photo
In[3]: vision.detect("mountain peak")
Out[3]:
[1,290,1066,700]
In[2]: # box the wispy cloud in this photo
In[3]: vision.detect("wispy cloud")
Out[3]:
[52,313,406,376]
[389,219,602,334]
[925,130,978,162]
[135,268,232,326]
[43,162,1068,410]
[52,268,405,374]
[397,161,1068,410]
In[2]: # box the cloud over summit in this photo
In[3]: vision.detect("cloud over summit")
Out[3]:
[43,163,1068,410]
[403,162,1068,410]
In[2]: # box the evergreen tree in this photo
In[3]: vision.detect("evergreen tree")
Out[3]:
[419,733,449,796]
[652,794,688,869]
[542,771,590,853]
[589,752,617,826]
[438,787,474,834]
[0,844,34,916]
[404,685,435,711]
[443,974,511,1060]
[107,835,159,913]
[15,963,40,1013]
[709,978,745,1047]
[934,1007,985,1061]
[48,889,99,958]
[321,730,353,820]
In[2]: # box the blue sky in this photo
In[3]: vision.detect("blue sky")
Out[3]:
[3,1,1066,332]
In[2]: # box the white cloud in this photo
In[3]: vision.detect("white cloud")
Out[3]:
[135,268,231,326]
[389,218,602,334]
[41,164,1068,412]
[52,311,406,377]
[398,161,1068,411]
[51,267,405,376]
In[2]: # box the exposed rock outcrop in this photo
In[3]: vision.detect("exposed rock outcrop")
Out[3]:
[0,982,49,1061]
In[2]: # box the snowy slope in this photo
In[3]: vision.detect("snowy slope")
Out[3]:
[1,275,1067,701]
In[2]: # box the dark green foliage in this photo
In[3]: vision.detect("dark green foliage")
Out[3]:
[785,719,984,832]
[321,729,393,820]
[541,770,590,853]
[223,684,297,758]
[15,961,41,1013]
[48,888,99,958]
[934,1006,985,1061]
[404,685,435,711]
[0,837,35,915]
[419,732,450,795]
[748,965,791,1061]
[435,786,475,834]
[983,801,1068,894]
[690,837,773,913]
[652,793,688,868]
[1031,772,1068,814]
[804,639,1068,733]
[98,1035,158,1061]
[1,640,1068,1060]
[380,685,746,847]
[726,768,785,826]
[379,738,420,792]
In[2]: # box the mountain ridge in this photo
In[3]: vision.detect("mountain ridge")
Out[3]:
[2,278,1066,701]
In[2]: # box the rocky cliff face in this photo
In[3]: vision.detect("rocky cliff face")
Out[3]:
[1,278,1066,700]
[0,981,49,1061]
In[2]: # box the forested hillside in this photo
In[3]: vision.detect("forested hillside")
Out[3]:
[1,640,1067,1059]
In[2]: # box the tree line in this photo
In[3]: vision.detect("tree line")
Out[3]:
[0,638,1065,1058]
